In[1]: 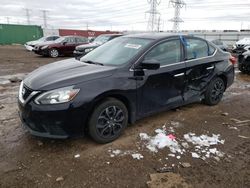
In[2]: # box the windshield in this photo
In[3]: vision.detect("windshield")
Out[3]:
[54,37,65,43]
[80,37,152,66]
[94,35,111,44]
[37,37,46,41]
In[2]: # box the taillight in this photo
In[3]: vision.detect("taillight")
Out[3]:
[229,55,237,65]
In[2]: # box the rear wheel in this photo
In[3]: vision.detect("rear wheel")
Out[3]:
[204,77,225,106]
[88,98,128,143]
[49,48,59,58]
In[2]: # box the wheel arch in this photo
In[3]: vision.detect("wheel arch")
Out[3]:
[87,92,136,125]
[216,73,228,90]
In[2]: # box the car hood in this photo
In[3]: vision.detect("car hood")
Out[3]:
[76,43,100,50]
[236,38,250,45]
[24,58,117,91]
[35,41,57,47]
[26,40,40,45]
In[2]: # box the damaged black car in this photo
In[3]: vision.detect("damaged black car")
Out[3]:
[18,34,235,143]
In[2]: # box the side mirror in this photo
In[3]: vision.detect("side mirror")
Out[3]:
[62,41,67,45]
[136,59,160,70]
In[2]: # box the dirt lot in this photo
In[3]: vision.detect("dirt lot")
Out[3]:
[0,45,250,188]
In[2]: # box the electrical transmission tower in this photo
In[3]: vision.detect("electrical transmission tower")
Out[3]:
[169,0,186,31]
[24,8,31,25]
[146,0,161,32]
[41,10,48,28]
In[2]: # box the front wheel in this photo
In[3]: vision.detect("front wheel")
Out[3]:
[88,98,128,143]
[204,77,225,106]
[49,48,59,58]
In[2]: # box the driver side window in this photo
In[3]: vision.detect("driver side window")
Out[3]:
[144,39,181,66]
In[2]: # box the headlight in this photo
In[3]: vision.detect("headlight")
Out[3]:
[41,45,49,50]
[85,48,93,53]
[34,86,80,105]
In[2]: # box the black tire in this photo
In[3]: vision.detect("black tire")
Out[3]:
[88,98,128,143]
[239,63,247,74]
[204,77,225,106]
[49,48,59,58]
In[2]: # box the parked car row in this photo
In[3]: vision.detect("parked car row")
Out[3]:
[231,37,250,74]
[19,33,235,143]
[74,34,123,59]
[25,34,123,58]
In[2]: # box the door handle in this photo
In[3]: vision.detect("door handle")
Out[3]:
[206,66,214,70]
[174,73,185,77]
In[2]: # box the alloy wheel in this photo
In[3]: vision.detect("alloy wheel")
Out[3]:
[96,106,125,138]
[50,49,59,58]
[210,79,225,103]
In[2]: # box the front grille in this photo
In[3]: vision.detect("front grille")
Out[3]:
[237,44,245,48]
[22,86,33,100]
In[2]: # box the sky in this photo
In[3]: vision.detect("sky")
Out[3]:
[0,0,250,31]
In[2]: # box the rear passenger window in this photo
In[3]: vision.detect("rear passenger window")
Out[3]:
[144,40,181,66]
[77,37,88,43]
[185,39,209,60]
[208,44,216,55]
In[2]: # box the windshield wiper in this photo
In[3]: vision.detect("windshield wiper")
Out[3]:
[83,60,104,66]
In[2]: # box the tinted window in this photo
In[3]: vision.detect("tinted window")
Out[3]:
[144,40,181,65]
[46,36,55,41]
[65,37,76,44]
[186,39,209,60]
[77,37,88,43]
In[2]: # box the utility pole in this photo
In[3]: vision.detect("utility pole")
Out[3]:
[86,22,89,30]
[24,8,31,25]
[169,0,186,32]
[157,16,161,32]
[146,0,161,32]
[41,10,48,28]
[6,17,10,24]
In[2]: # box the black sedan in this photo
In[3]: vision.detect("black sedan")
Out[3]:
[18,34,235,143]
[73,34,123,59]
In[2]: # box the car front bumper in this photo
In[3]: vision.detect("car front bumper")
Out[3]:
[33,49,49,56]
[18,99,89,139]
[73,50,86,60]
[24,44,34,51]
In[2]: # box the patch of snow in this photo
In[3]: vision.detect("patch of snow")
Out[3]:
[184,133,225,147]
[112,149,122,155]
[139,133,150,140]
[192,152,200,158]
[168,154,175,157]
[74,154,80,158]
[140,130,183,154]
[131,153,144,160]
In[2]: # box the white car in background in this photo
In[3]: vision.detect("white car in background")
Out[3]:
[232,37,250,54]
[24,35,60,51]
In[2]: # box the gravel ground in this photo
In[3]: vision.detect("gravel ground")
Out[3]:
[0,45,249,188]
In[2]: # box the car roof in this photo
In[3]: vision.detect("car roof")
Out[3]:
[123,33,193,40]
[99,34,123,36]
[63,35,87,38]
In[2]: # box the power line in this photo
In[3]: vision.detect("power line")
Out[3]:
[146,0,161,32]
[169,0,186,31]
